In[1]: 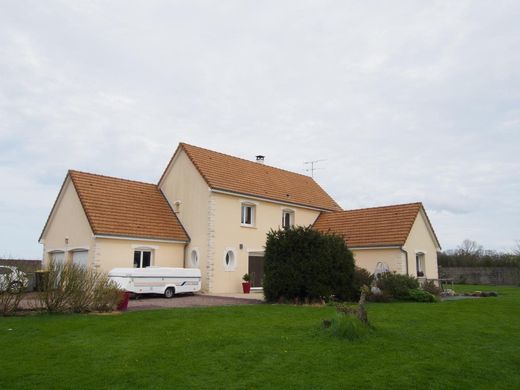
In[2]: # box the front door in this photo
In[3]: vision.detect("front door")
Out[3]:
[248,255,264,288]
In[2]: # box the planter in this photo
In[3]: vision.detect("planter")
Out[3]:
[242,282,251,294]
[117,292,130,311]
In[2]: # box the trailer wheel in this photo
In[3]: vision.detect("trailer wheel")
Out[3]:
[164,287,175,299]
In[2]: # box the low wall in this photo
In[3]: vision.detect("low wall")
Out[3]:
[439,266,520,286]
[0,259,42,291]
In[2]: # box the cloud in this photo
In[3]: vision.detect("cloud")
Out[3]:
[1,0,519,257]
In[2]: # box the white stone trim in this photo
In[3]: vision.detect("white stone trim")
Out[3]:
[206,194,217,290]
[69,246,89,252]
[131,244,159,250]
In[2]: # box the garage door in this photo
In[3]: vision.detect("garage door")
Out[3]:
[72,251,88,267]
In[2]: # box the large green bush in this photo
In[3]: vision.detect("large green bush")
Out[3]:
[376,272,419,300]
[408,289,437,302]
[263,226,355,302]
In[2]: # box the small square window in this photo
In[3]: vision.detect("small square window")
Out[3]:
[241,204,255,226]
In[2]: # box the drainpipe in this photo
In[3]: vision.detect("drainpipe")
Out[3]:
[400,247,409,275]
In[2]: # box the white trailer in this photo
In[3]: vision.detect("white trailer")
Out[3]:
[108,267,201,298]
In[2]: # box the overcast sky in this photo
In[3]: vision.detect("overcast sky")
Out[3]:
[1,1,519,259]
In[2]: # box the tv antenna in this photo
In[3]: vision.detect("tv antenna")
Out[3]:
[304,159,326,178]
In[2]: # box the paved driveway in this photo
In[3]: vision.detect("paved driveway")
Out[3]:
[127,293,262,311]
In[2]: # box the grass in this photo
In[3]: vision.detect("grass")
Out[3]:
[1,284,520,389]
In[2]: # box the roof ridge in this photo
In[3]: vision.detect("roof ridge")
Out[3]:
[331,202,422,214]
[180,142,317,181]
[68,169,157,187]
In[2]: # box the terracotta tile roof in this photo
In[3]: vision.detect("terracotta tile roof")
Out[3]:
[163,143,341,211]
[313,202,432,248]
[68,170,189,242]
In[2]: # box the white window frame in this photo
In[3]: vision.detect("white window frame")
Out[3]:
[71,249,88,267]
[415,252,425,277]
[282,209,295,229]
[134,248,154,268]
[49,251,65,265]
[240,203,256,227]
[190,248,200,268]
[224,248,237,271]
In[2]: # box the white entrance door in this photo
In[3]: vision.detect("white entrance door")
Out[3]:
[72,251,88,267]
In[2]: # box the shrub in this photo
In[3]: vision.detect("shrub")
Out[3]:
[376,272,419,300]
[0,267,28,316]
[323,313,371,341]
[351,267,374,300]
[263,226,355,303]
[408,289,437,302]
[38,260,122,313]
[421,280,442,296]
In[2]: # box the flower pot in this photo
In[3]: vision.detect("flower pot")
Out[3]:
[117,292,130,311]
[242,282,251,294]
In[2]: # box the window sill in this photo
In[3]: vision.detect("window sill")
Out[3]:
[240,224,257,229]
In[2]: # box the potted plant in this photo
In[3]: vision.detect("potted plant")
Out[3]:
[242,273,251,294]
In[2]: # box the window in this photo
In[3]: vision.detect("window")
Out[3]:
[416,253,425,277]
[134,250,152,268]
[190,249,199,268]
[224,249,236,271]
[241,204,255,226]
[50,251,65,264]
[72,250,88,267]
[282,210,294,229]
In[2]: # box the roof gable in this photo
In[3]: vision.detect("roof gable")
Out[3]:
[66,170,189,242]
[313,202,439,248]
[160,143,341,211]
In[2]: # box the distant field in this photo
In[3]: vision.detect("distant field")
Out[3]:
[1,285,519,389]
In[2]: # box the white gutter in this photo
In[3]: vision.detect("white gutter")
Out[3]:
[210,188,335,212]
[350,245,401,250]
[94,234,188,244]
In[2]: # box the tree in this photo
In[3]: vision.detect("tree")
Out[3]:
[456,239,483,257]
[263,226,356,302]
[513,241,520,256]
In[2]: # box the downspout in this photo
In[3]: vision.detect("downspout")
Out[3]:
[400,247,409,275]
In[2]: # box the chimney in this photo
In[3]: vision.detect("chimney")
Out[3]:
[255,155,265,164]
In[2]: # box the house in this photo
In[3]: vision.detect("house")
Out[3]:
[39,142,440,293]
[313,203,441,280]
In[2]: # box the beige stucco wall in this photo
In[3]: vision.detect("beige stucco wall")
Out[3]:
[210,192,322,293]
[159,149,211,289]
[93,237,185,272]
[352,248,405,275]
[41,177,95,266]
[402,211,439,279]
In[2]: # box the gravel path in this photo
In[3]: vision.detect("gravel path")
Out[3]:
[127,293,263,311]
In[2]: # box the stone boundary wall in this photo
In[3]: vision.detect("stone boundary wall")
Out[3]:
[439,266,520,286]
[0,259,42,291]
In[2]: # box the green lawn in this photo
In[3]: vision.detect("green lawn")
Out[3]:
[1,285,520,389]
